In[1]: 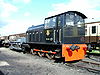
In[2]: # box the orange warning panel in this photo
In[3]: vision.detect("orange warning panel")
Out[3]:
[62,44,87,61]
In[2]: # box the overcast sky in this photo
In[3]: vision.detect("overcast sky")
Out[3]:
[0,0,100,36]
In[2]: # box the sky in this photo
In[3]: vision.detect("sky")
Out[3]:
[0,0,100,36]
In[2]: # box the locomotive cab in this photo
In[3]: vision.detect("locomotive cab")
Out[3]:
[44,11,87,61]
[44,11,86,44]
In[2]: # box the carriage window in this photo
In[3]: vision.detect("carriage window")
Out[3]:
[85,29,87,35]
[45,17,56,29]
[92,26,96,34]
[85,25,87,28]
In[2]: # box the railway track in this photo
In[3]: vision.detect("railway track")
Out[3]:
[78,60,100,73]
[87,54,100,62]
[65,59,100,74]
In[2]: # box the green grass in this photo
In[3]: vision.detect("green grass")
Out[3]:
[86,50,100,54]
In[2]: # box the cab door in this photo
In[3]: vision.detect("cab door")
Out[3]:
[56,15,64,44]
[44,15,64,44]
[44,17,57,43]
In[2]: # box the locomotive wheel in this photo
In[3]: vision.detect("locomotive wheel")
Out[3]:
[46,53,54,59]
[22,46,26,54]
[30,49,36,55]
[30,49,33,54]
[37,52,44,57]
[40,52,45,57]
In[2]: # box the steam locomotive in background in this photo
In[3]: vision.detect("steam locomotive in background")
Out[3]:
[21,11,87,62]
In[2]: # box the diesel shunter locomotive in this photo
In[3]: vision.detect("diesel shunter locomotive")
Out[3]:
[22,11,87,61]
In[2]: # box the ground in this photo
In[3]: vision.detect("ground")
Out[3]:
[0,47,98,75]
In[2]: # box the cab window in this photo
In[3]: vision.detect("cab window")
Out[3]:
[45,17,56,29]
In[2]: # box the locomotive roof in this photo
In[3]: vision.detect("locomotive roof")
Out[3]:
[27,24,44,31]
[45,11,87,19]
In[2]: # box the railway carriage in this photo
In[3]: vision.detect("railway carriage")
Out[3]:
[22,11,87,62]
[85,22,100,53]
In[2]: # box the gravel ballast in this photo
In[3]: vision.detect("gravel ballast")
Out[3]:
[0,47,99,75]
